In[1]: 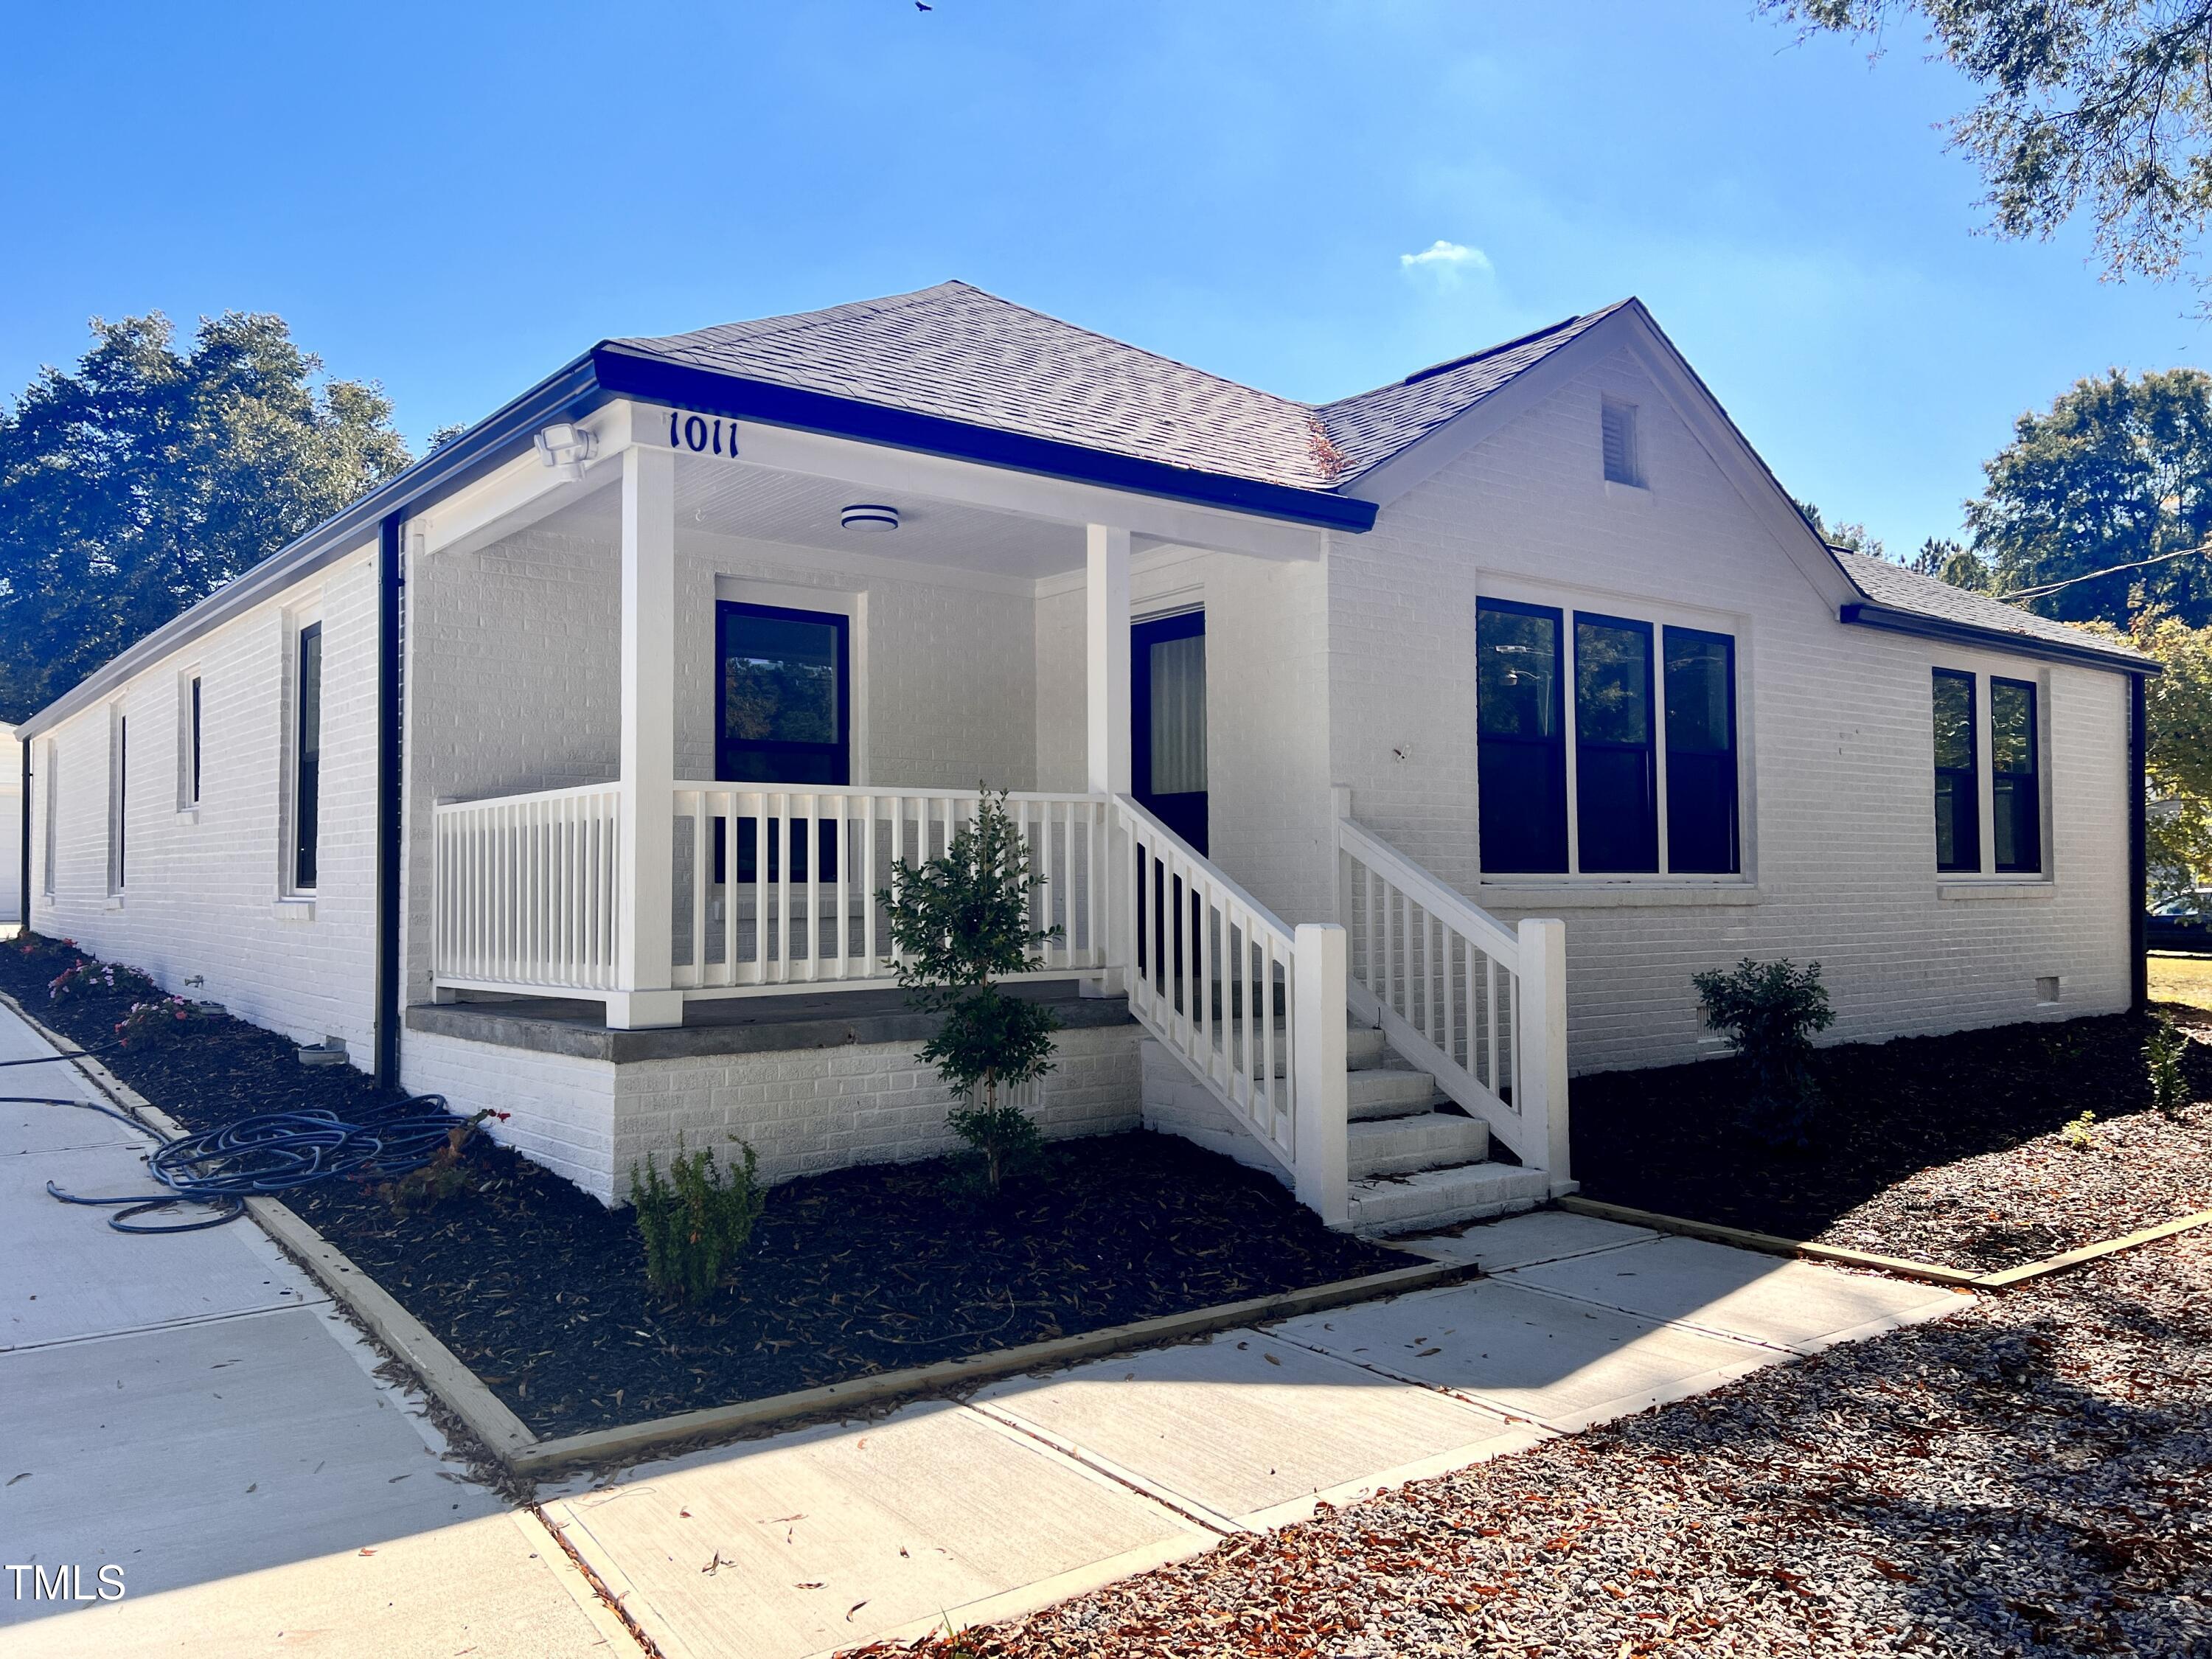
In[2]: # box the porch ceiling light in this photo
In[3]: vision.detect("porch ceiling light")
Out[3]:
[840,503,901,533]
[533,421,599,481]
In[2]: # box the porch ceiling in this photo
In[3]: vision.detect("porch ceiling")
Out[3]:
[554,453,1090,582]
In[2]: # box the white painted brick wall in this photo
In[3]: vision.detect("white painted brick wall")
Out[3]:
[404,1021,1142,1203]
[29,547,382,1054]
[1327,347,2132,1074]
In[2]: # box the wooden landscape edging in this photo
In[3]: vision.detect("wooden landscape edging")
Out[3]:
[1559,1192,2212,1292]
[2,988,1465,1477]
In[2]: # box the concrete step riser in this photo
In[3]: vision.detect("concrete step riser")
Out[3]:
[1346,1113,1490,1180]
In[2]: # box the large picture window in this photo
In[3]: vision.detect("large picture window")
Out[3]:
[1991,678,2041,873]
[1478,599,1740,878]
[1476,599,1568,873]
[1931,668,1980,874]
[1664,627,1739,873]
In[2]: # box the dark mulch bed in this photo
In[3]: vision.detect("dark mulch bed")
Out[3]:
[1573,1008,2212,1272]
[1,936,1400,1440]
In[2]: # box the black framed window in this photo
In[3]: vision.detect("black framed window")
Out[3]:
[109,715,126,894]
[1932,668,1978,873]
[188,675,202,807]
[1476,599,1568,873]
[294,623,321,891]
[1991,677,2041,873]
[1664,627,1739,874]
[715,602,849,786]
[1573,613,1658,872]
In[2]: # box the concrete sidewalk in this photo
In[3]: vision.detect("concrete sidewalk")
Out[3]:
[0,1004,629,1655]
[542,1208,1964,1659]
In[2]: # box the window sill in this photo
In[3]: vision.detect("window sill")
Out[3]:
[1938,880,2053,901]
[1478,882,1762,909]
[103,894,125,912]
[272,898,316,923]
[1602,479,1650,501]
[175,807,199,824]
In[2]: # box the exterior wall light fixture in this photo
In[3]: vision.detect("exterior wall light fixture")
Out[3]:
[533,422,599,481]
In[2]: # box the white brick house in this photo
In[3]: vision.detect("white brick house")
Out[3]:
[15,284,2153,1233]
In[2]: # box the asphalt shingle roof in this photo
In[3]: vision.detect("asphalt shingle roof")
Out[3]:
[1832,549,2152,665]
[613,280,1624,493]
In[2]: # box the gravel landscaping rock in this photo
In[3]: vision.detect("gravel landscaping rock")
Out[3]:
[863,1234,2212,1658]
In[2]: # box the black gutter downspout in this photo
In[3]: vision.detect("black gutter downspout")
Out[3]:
[373,516,405,1089]
[18,738,30,935]
[2130,672,2149,1012]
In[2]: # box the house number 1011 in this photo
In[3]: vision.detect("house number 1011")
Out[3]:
[669,412,739,456]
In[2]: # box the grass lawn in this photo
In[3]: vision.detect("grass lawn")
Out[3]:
[2149,950,2212,1012]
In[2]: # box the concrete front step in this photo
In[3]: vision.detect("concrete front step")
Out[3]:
[1347,1110,1490,1180]
[1347,1066,1444,1121]
[1346,1162,1552,1235]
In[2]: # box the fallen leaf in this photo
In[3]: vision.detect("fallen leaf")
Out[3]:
[846,1601,869,1621]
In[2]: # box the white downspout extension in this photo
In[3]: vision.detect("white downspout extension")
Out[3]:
[611,444,682,1029]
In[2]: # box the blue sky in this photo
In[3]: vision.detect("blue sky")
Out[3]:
[4,1,2205,554]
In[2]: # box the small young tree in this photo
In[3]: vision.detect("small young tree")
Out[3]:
[879,787,1062,1196]
[1692,958,1836,1148]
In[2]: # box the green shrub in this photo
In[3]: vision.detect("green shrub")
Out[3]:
[879,787,1062,1197]
[1692,958,1835,1147]
[2146,1020,2192,1120]
[47,955,159,1004]
[630,1137,766,1305]
[2060,1109,2099,1151]
[114,996,210,1050]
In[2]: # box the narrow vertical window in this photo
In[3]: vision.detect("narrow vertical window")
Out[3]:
[189,675,202,807]
[1573,613,1658,872]
[41,742,56,896]
[1991,677,2041,873]
[1933,669,1979,872]
[293,623,322,891]
[1476,599,1568,873]
[1663,627,1739,874]
[179,672,202,810]
[1601,397,1641,487]
[108,714,127,894]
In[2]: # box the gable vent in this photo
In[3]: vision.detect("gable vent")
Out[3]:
[1601,397,1641,487]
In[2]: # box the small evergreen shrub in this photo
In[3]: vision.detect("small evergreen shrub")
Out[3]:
[630,1137,766,1305]
[2060,1109,2099,1151]
[2146,1020,2192,1120]
[1691,957,1835,1147]
[879,787,1062,1197]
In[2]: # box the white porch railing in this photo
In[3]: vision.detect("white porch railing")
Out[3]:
[434,784,623,990]
[669,785,1111,988]
[1338,815,1571,1183]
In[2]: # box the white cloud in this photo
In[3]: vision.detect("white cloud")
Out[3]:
[1399,240,1494,283]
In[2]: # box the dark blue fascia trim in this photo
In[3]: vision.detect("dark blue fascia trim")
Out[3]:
[1839,602,2158,678]
[591,346,1378,533]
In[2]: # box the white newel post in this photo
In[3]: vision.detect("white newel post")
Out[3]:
[1291,922,1351,1226]
[1087,524,1133,991]
[611,445,682,1029]
[1515,917,1572,1189]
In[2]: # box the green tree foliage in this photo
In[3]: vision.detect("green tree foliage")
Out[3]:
[878,788,1062,1196]
[2080,611,2212,898]
[1965,369,2212,628]
[0,312,412,720]
[1768,2,2212,288]
[1795,498,1885,560]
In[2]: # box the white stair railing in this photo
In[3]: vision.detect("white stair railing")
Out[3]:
[1338,813,1571,1186]
[1119,796,1349,1223]
[669,785,1111,988]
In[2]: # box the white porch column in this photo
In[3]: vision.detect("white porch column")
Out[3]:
[611,445,682,1029]
[1291,921,1351,1227]
[1085,524,1132,796]
[1516,916,1572,1190]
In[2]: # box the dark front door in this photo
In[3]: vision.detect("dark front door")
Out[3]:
[715,601,850,883]
[1133,610,1208,855]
